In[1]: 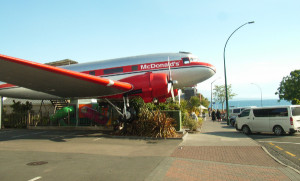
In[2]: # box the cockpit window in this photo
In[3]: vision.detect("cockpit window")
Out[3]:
[182,58,190,64]
[190,58,199,62]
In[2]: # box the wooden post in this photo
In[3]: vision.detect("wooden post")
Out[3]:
[28,112,31,127]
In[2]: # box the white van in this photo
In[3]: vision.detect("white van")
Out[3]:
[228,107,256,126]
[236,105,300,135]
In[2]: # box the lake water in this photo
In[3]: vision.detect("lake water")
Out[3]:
[212,99,291,109]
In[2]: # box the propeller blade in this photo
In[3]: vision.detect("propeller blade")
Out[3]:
[168,56,172,82]
[178,89,182,105]
[167,82,172,93]
[171,85,175,102]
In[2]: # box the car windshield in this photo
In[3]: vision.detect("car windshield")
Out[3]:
[240,109,250,117]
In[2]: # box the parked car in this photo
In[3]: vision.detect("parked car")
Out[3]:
[228,107,256,126]
[236,105,300,135]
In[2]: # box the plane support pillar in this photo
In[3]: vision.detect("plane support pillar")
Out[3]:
[0,96,3,129]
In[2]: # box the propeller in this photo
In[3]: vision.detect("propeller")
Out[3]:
[178,89,182,105]
[167,56,178,102]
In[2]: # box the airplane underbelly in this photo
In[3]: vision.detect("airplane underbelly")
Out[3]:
[0,87,61,100]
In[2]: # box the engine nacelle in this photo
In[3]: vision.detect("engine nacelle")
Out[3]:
[120,72,170,103]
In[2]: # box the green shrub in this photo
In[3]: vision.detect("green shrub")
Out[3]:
[182,112,203,131]
[118,104,177,138]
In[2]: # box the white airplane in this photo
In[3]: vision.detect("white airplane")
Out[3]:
[0,52,215,120]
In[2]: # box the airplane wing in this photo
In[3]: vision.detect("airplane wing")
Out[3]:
[0,54,133,98]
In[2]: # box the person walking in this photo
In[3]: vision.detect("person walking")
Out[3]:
[211,110,216,122]
[216,109,221,122]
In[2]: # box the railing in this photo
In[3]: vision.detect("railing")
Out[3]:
[3,112,104,128]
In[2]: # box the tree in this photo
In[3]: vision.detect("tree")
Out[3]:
[276,70,300,105]
[196,93,210,108]
[189,96,201,108]
[10,100,33,114]
[213,84,236,110]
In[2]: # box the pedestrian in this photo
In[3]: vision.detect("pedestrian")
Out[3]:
[191,112,198,122]
[212,110,216,121]
[216,109,221,122]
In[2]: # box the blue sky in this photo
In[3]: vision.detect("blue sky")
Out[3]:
[1,0,299,100]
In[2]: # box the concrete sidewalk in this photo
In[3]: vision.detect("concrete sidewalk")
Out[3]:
[146,119,300,181]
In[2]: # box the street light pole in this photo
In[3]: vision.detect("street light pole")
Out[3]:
[223,21,254,125]
[251,83,263,107]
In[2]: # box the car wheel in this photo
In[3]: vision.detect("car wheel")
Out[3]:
[242,125,251,135]
[273,126,284,136]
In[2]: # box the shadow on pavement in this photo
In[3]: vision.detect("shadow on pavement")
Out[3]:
[0,129,161,142]
[202,131,247,138]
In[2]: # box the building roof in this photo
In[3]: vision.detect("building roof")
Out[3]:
[45,59,78,66]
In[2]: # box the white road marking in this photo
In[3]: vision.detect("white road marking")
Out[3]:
[93,138,102,141]
[259,141,300,145]
[28,176,42,181]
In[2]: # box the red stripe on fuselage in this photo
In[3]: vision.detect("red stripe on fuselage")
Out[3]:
[81,59,215,76]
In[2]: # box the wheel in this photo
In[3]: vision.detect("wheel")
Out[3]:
[242,125,251,135]
[273,126,284,136]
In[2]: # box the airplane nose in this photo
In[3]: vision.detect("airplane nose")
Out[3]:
[192,62,216,74]
[203,62,216,73]
[173,61,216,88]
[211,64,216,74]
[193,62,216,82]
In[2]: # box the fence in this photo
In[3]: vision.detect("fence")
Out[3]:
[3,112,109,128]
[3,112,52,128]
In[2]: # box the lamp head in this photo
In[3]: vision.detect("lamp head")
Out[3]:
[248,21,255,24]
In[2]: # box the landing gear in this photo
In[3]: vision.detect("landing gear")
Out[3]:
[105,96,136,131]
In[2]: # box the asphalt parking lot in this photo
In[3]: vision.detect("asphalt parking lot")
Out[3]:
[0,129,181,181]
[248,133,300,171]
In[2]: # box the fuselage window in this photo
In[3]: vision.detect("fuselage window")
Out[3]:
[89,71,95,76]
[104,67,123,74]
[131,65,138,71]
[182,58,190,64]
